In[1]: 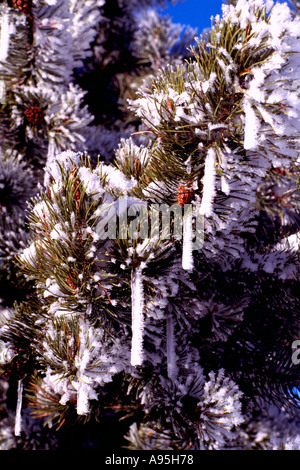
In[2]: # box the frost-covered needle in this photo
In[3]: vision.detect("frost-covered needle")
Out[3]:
[166,315,177,381]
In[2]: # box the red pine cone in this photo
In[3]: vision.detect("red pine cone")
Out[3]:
[1,352,27,380]
[24,106,45,125]
[71,166,81,203]
[274,166,288,176]
[67,274,77,293]
[177,185,194,208]
[12,0,32,15]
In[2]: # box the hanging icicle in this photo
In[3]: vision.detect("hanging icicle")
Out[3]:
[14,379,23,437]
[166,315,177,381]
[76,381,90,416]
[177,185,195,271]
[182,206,194,271]
[199,147,216,217]
[131,266,145,366]
[0,12,12,62]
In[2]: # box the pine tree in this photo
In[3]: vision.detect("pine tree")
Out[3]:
[0,0,300,451]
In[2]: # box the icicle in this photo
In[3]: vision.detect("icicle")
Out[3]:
[166,315,177,381]
[182,206,194,271]
[221,175,230,195]
[77,381,90,415]
[199,147,216,216]
[243,100,260,150]
[131,266,144,366]
[0,79,5,105]
[14,379,23,437]
[0,13,11,61]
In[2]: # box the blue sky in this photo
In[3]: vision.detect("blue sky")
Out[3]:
[159,0,225,32]
[160,0,291,33]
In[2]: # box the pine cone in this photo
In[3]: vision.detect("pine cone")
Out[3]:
[1,351,27,380]
[12,0,32,15]
[24,106,45,126]
[177,185,194,208]
[66,274,77,294]
[71,165,81,204]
